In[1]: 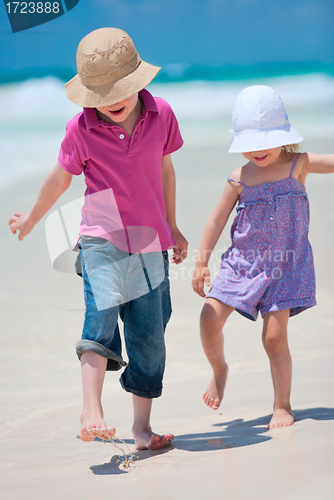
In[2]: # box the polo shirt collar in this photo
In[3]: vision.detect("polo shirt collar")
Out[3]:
[139,89,159,114]
[83,107,101,130]
[83,89,159,131]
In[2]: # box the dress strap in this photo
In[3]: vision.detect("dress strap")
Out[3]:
[227,176,247,188]
[289,153,301,178]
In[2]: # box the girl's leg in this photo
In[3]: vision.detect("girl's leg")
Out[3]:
[262,309,295,428]
[80,351,115,441]
[200,298,234,410]
[132,395,174,450]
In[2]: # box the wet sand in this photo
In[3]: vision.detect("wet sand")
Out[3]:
[1,137,333,499]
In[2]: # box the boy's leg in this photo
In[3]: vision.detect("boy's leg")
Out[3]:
[132,395,174,450]
[120,251,173,449]
[80,351,115,441]
[76,237,127,441]
[200,298,234,410]
[262,309,295,428]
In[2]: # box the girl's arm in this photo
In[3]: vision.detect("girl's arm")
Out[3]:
[299,152,334,182]
[9,162,73,241]
[161,154,188,264]
[192,179,239,297]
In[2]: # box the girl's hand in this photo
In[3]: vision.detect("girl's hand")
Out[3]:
[9,212,34,241]
[192,265,211,297]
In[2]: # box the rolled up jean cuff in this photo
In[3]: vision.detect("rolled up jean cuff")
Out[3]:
[119,376,162,399]
[76,339,127,372]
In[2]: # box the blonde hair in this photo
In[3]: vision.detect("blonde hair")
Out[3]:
[282,143,301,153]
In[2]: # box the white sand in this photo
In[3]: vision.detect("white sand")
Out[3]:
[1,138,334,499]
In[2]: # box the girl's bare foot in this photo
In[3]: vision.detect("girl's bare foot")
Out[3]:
[133,426,174,450]
[80,409,115,442]
[268,408,295,429]
[203,363,229,410]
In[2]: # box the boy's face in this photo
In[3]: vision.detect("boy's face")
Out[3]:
[95,93,140,124]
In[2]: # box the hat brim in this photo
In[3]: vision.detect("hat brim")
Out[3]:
[65,60,161,108]
[228,127,303,153]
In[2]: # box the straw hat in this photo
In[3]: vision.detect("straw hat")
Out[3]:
[65,28,161,107]
[228,85,303,153]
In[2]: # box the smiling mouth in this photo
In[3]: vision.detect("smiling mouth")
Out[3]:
[109,107,125,115]
[254,154,268,161]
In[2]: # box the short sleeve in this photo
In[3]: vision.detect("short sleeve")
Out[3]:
[58,113,87,176]
[164,110,184,155]
[154,98,183,156]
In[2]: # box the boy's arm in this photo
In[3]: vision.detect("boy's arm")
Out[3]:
[299,152,334,181]
[9,162,73,241]
[161,154,188,264]
[192,179,239,297]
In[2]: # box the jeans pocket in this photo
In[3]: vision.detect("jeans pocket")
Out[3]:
[75,252,82,276]
[162,250,169,265]
[79,236,111,256]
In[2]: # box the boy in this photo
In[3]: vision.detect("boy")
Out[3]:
[9,28,187,450]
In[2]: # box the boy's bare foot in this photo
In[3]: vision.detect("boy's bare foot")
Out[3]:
[80,409,115,442]
[203,363,229,410]
[268,408,295,429]
[133,427,174,450]
[81,427,117,442]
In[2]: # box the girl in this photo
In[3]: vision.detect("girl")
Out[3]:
[192,85,334,429]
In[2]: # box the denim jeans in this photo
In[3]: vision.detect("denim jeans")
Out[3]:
[75,236,172,398]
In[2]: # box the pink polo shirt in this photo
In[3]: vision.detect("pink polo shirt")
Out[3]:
[58,89,183,253]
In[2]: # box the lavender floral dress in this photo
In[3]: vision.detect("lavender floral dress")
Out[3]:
[207,154,316,320]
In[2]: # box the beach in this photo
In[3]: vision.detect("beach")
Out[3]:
[1,77,334,499]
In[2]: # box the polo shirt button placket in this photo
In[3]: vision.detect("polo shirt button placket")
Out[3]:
[128,128,140,157]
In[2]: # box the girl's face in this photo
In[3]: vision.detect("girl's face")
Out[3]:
[242,147,282,167]
[96,93,140,124]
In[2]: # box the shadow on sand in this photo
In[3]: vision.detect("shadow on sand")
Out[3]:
[90,442,172,475]
[174,406,334,452]
[90,407,334,475]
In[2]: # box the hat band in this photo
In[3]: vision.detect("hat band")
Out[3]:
[231,123,292,136]
[78,53,141,87]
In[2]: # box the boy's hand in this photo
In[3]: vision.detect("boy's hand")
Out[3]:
[192,265,211,297]
[9,163,72,242]
[170,227,188,264]
[9,212,34,241]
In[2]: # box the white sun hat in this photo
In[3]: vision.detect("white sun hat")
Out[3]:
[228,85,303,153]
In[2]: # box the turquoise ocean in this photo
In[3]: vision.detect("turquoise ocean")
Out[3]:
[1,64,334,187]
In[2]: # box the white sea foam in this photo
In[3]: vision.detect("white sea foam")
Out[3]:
[0,73,333,186]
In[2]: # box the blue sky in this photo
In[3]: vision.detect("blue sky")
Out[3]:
[1,0,334,79]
